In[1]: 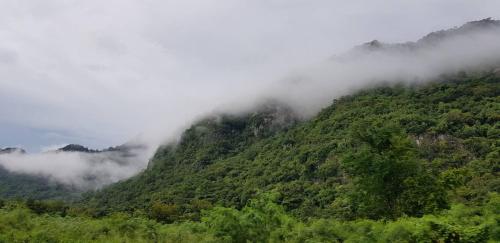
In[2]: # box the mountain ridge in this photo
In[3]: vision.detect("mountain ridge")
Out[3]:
[356,18,500,52]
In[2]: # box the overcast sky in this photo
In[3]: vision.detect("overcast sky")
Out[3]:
[1,0,499,152]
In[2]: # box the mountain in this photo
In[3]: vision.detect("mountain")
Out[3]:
[0,147,26,154]
[0,167,79,200]
[0,146,80,200]
[82,20,500,220]
[0,142,150,200]
[85,71,499,221]
[355,18,500,52]
[418,18,500,45]
[56,143,146,155]
[57,144,99,153]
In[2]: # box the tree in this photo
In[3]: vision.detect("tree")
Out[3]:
[150,202,180,223]
[202,193,296,242]
[341,119,447,219]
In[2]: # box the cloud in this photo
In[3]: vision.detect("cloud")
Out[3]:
[270,25,500,116]
[0,144,154,189]
[0,1,500,188]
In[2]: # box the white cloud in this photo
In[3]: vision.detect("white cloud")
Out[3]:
[0,145,154,189]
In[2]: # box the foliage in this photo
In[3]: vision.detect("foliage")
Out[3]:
[0,167,80,201]
[341,119,448,219]
[0,193,499,242]
[150,202,180,223]
[25,199,69,216]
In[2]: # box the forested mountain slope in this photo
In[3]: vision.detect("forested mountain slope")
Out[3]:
[0,148,80,200]
[0,167,79,200]
[86,72,500,221]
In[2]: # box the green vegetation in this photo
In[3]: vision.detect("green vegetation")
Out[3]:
[0,167,79,201]
[340,119,448,219]
[1,193,499,242]
[1,71,498,242]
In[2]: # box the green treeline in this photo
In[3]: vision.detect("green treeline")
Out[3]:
[1,193,499,242]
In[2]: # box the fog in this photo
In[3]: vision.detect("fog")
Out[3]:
[1,1,500,189]
[0,144,154,189]
[271,24,500,116]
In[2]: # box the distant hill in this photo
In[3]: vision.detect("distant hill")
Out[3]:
[0,147,26,154]
[0,167,79,200]
[57,144,98,153]
[355,18,500,52]
[0,142,149,200]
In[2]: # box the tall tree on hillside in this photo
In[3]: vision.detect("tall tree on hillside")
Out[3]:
[341,119,448,219]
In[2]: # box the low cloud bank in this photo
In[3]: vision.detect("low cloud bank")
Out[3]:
[0,143,154,189]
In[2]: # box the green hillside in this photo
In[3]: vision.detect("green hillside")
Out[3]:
[84,71,500,222]
[0,167,79,200]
